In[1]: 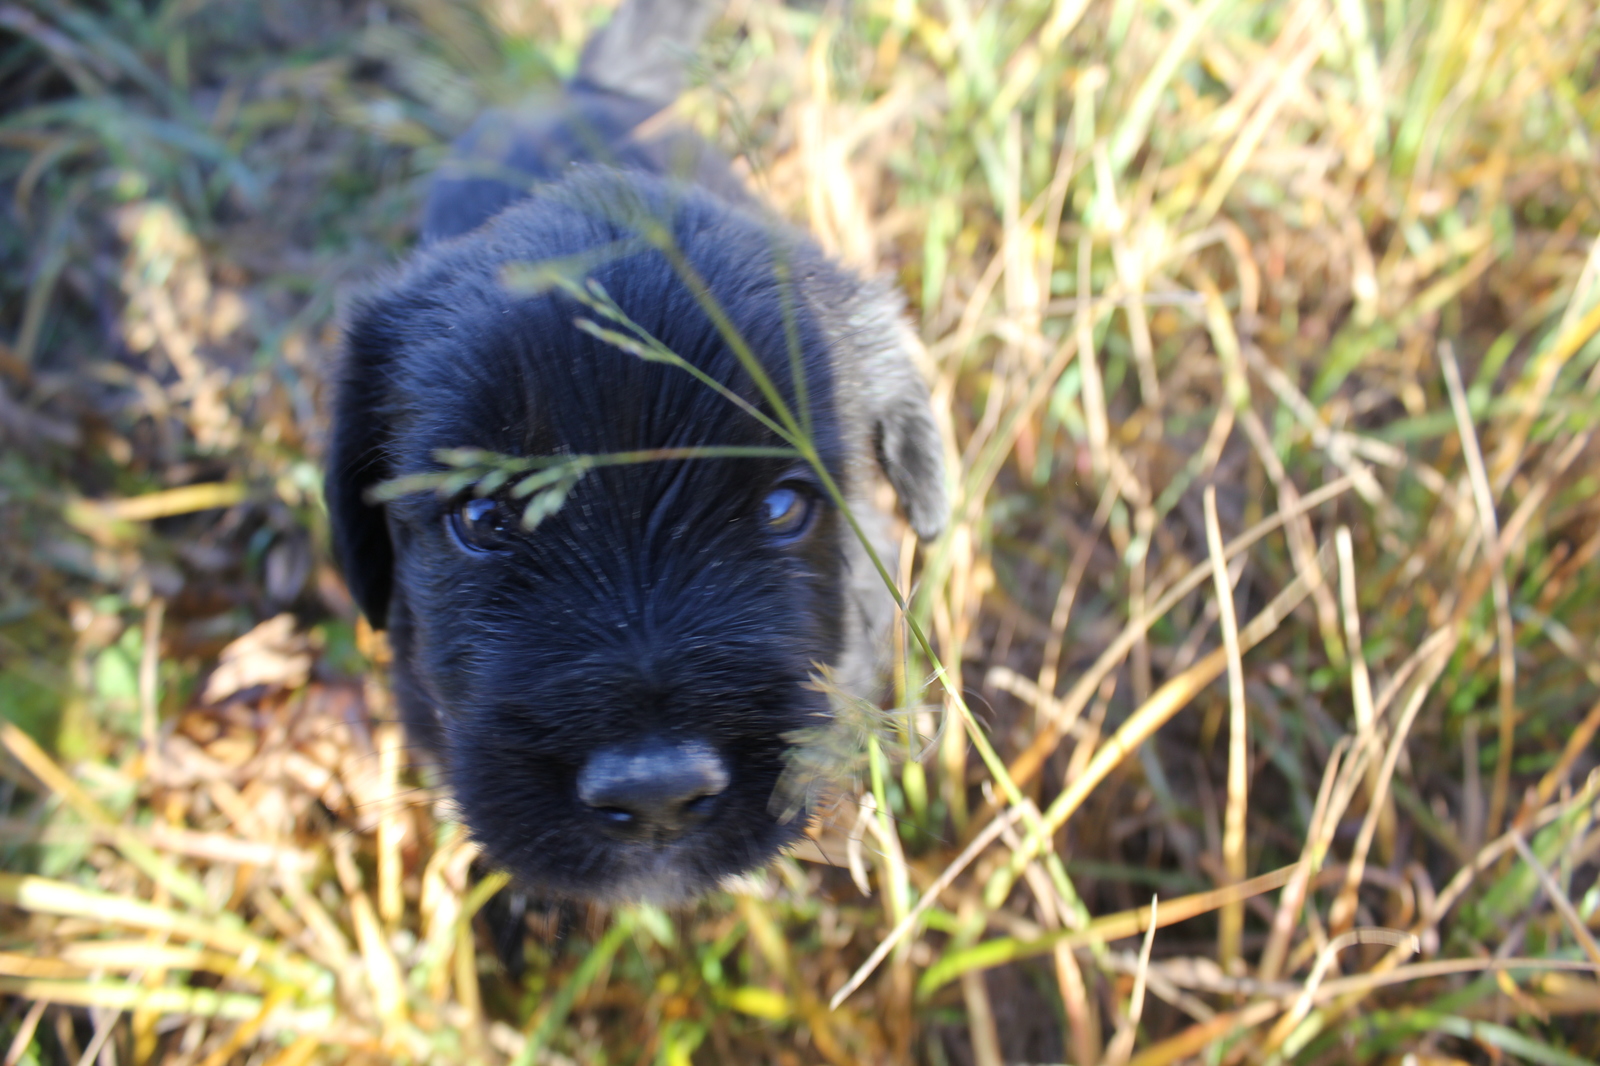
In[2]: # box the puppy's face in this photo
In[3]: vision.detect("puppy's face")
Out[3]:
[327,174,943,900]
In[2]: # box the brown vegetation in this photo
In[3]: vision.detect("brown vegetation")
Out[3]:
[1,0,1598,1062]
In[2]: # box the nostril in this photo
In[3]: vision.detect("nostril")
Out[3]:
[577,739,730,838]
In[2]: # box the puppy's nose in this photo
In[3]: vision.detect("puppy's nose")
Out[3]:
[577,739,730,841]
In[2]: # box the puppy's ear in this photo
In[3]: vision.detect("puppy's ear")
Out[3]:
[842,283,950,542]
[874,370,949,542]
[324,297,400,628]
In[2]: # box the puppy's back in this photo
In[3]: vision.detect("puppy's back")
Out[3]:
[421,0,743,245]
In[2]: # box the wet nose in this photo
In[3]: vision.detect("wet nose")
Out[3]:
[577,739,730,841]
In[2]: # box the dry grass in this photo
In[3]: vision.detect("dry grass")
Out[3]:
[2,0,1600,1062]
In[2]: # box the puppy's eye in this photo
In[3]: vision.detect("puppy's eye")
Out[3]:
[449,496,515,554]
[762,485,814,542]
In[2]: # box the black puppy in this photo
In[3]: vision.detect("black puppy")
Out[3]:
[326,0,947,901]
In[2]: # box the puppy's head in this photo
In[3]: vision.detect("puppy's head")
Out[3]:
[325,170,945,900]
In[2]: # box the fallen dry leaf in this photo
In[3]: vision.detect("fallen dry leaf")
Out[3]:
[201,614,313,704]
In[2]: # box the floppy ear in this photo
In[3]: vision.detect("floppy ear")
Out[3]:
[844,283,950,542]
[874,369,949,542]
[324,296,401,628]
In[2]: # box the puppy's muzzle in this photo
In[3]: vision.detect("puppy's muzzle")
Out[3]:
[577,739,730,843]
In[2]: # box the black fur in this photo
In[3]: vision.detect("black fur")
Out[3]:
[325,6,946,902]
[329,168,865,897]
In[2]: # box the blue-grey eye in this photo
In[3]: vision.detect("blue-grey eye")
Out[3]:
[762,486,813,541]
[449,496,514,554]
